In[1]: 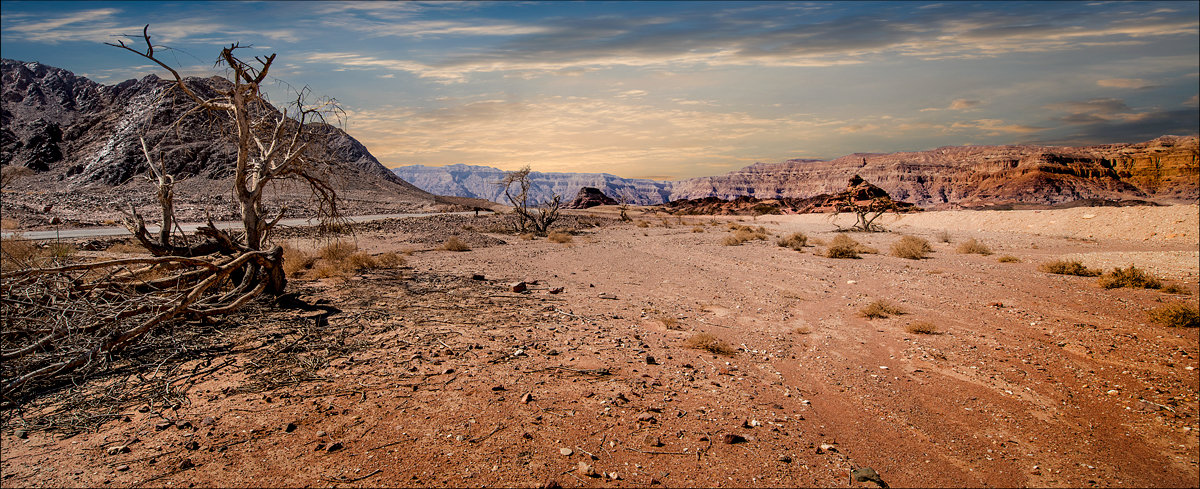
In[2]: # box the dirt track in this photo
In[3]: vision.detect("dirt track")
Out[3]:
[2,205,1198,488]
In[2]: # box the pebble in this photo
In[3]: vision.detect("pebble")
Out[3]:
[560,448,573,456]
[722,433,746,444]
[284,422,297,433]
[178,459,194,470]
[200,417,215,427]
[116,465,130,472]
[521,393,533,404]
[817,443,838,454]
[316,430,327,437]
[644,434,663,447]
[577,461,597,477]
[14,430,27,439]
[107,445,130,455]
[326,441,343,452]
[511,282,527,293]
[645,355,658,365]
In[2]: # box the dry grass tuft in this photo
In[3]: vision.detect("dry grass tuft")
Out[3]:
[996,255,1021,263]
[636,220,650,228]
[1097,265,1163,290]
[722,227,769,246]
[1160,283,1190,295]
[684,332,737,356]
[792,326,812,335]
[519,232,537,240]
[0,217,19,230]
[0,234,39,270]
[1038,259,1101,277]
[281,243,318,277]
[547,231,573,243]
[441,236,471,252]
[776,232,808,251]
[376,251,407,269]
[657,317,685,331]
[956,238,993,255]
[1147,302,1199,328]
[936,230,953,243]
[825,234,874,258]
[906,321,940,335]
[319,240,356,262]
[891,235,932,260]
[859,300,906,319]
[692,226,706,233]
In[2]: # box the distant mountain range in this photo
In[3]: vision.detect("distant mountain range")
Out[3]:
[395,136,1198,208]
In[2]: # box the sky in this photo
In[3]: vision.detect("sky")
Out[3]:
[1,1,1197,180]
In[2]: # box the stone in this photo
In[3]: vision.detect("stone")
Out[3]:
[636,412,658,424]
[598,293,617,300]
[511,282,528,293]
[560,448,573,456]
[471,274,486,280]
[116,465,130,472]
[778,455,793,463]
[200,417,215,427]
[154,421,173,431]
[178,459,194,470]
[107,445,131,455]
[175,420,192,430]
[645,355,658,365]
[721,434,746,444]
[851,466,887,487]
[14,430,27,439]
[184,440,199,451]
[326,441,343,452]
[643,435,663,447]
[817,442,838,454]
[577,461,597,477]
[316,430,327,437]
[521,393,533,404]
[549,287,564,294]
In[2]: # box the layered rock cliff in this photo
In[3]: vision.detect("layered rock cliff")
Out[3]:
[393,164,672,205]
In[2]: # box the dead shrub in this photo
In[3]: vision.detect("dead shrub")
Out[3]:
[1160,283,1190,295]
[956,238,992,255]
[723,228,768,246]
[636,221,649,228]
[441,237,471,252]
[859,300,906,319]
[996,255,1021,263]
[825,234,864,259]
[0,234,38,269]
[906,321,940,335]
[519,232,537,240]
[936,230,953,243]
[547,231,573,243]
[319,240,356,262]
[776,232,808,251]
[692,226,706,233]
[1097,265,1163,290]
[1038,259,1101,277]
[792,326,812,335]
[657,317,684,330]
[891,235,931,260]
[376,251,406,268]
[345,252,378,271]
[684,332,737,356]
[1147,302,1199,328]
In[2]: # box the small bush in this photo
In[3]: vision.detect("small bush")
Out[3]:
[0,234,38,269]
[345,251,378,271]
[441,237,471,252]
[684,332,737,356]
[636,221,649,228]
[776,232,808,251]
[723,228,768,246]
[692,226,706,233]
[825,234,863,259]
[320,241,356,262]
[519,232,536,240]
[936,230,953,243]
[658,317,684,330]
[956,238,992,255]
[996,255,1021,263]
[281,243,318,277]
[0,217,18,230]
[1160,283,1190,295]
[1038,259,1101,277]
[906,321,940,335]
[793,326,812,335]
[1097,266,1163,290]
[547,231,573,243]
[859,300,906,319]
[891,235,932,260]
[1147,302,1199,328]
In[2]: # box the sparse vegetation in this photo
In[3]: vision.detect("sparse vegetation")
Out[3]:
[547,231,573,243]
[997,255,1021,263]
[1147,302,1199,328]
[0,234,39,270]
[956,238,993,255]
[0,217,19,230]
[692,226,706,233]
[1038,259,1102,277]
[824,234,875,258]
[636,220,649,228]
[859,300,906,319]
[936,230,953,243]
[776,232,808,251]
[441,236,472,252]
[684,332,737,356]
[520,232,537,240]
[723,226,769,246]
[657,317,685,330]
[792,326,812,334]
[1161,283,1190,295]
[890,235,932,259]
[906,321,940,335]
[1097,265,1163,290]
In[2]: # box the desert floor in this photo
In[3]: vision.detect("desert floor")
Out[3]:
[2,205,1198,488]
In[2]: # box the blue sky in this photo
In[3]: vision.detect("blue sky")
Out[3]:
[2,1,1197,180]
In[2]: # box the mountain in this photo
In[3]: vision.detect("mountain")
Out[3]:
[396,137,1198,208]
[1,59,437,225]
[393,164,672,205]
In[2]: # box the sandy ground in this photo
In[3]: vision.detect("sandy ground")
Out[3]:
[2,205,1198,488]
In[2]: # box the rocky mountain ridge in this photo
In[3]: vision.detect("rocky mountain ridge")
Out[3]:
[2,58,437,226]
[396,137,1197,208]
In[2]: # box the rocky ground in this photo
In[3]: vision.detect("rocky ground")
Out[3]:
[2,205,1198,488]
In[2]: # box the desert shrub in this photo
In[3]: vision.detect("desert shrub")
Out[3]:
[684,332,737,356]
[0,234,38,269]
[906,321,940,335]
[825,234,863,259]
[1097,266,1163,290]
[1160,283,1190,295]
[859,300,906,319]
[280,243,317,277]
[723,227,768,246]
[46,242,75,261]
[441,237,471,252]
[956,238,992,255]
[376,251,406,268]
[776,232,808,250]
[1147,302,1199,328]
[319,240,356,262]
[996,255,1021,263]
[792,326,812,334]
[936,230,953,243]
[721,234,745,246]
[345,251,378,271]
[658,317,684,330]
[1038,259,1101,277]
[547,231,573,243]
[692,226,706,233]
[891,235,932,260]
[0,217,18,229]
[636,220,649,228]
[519,232,537,240]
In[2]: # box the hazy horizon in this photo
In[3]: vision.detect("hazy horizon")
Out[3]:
[2,1,1197,180]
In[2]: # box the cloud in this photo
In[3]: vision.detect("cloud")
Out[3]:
[951,119,1042,135]
[948,99,981,110]
[1096,78,1156,89]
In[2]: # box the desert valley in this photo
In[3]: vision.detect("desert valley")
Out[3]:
[2,3,1199,488]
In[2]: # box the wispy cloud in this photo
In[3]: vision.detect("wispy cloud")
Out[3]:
[1096,78,1157,89]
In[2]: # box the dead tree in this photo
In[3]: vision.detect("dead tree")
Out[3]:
[831,174,904,232]
[498,166,562,235]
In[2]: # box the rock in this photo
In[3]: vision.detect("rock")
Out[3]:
[645,355,658,365]
[636,412,658,424]
[471,274,486,280]
[643,435,663,447]
[491,385,506,392]
[560,448,573,456]
[598,293,617,300]
[511,282,528,293]
[326,441,343,452]
[851,466,888,487]
[138,406,150,413]
[200,417,215,427]
[577,461,597,477]
[565,187,620,209]
[817,442,838,454]
[14,429,27,439]
[178,459,194,470]
[721,434,746,444]
[154,420,173,431]
[606,471,622,480]
[107,445,131,455]
[184,440,199,451]
[778,455,793,463]
[175,420,192,430]
[540,481,562,489]
[521,393,533,404]
[549,287,564,294]
[316,430,327,437]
